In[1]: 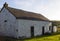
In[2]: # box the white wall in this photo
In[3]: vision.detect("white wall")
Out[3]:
[53,26,57,32]
[0,7,52,38]
[17,19,52,38]
[0,7,18,38]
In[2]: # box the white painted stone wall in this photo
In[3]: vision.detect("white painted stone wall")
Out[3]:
[53,26,57,32]
[0,7,52,38]
[17,19,52,38]
[0,7,18,38]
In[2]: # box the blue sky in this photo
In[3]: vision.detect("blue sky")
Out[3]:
[0,0,60,20]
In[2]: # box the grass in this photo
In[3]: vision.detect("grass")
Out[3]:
[18,32,60,41]
[25,35,60,41]
[0,32,60,41]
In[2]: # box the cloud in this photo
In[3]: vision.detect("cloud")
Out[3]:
[13,0,36,8]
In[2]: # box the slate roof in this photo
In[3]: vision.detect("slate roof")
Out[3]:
[1,3,49,21]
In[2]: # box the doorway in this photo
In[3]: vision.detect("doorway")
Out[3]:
[42,26,45,35]
[31,26,34,37]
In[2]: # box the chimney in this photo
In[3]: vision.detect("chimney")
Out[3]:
[3,2,8,8]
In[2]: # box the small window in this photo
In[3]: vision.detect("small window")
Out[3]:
[16,29,18,32]
[4,20,7,22]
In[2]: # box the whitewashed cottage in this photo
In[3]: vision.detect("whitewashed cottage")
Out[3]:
[0,3,52,38]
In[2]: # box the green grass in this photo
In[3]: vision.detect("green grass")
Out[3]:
[1,33,60,41]
[20,33,60,41]
[25,35,60,41]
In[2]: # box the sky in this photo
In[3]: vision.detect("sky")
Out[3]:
[0,0,60,20]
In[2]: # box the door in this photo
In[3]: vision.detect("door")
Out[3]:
[31,26,34,37]
[42,26,44,35]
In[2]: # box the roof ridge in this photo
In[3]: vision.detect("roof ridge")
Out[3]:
[8,7,41,14]
[7,7,49,21]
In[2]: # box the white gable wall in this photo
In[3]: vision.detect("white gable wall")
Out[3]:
[17,19,52,38]
[0,7,18,38]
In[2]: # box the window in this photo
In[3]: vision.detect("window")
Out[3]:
[16,29,18,32]
[4,20,7,22]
